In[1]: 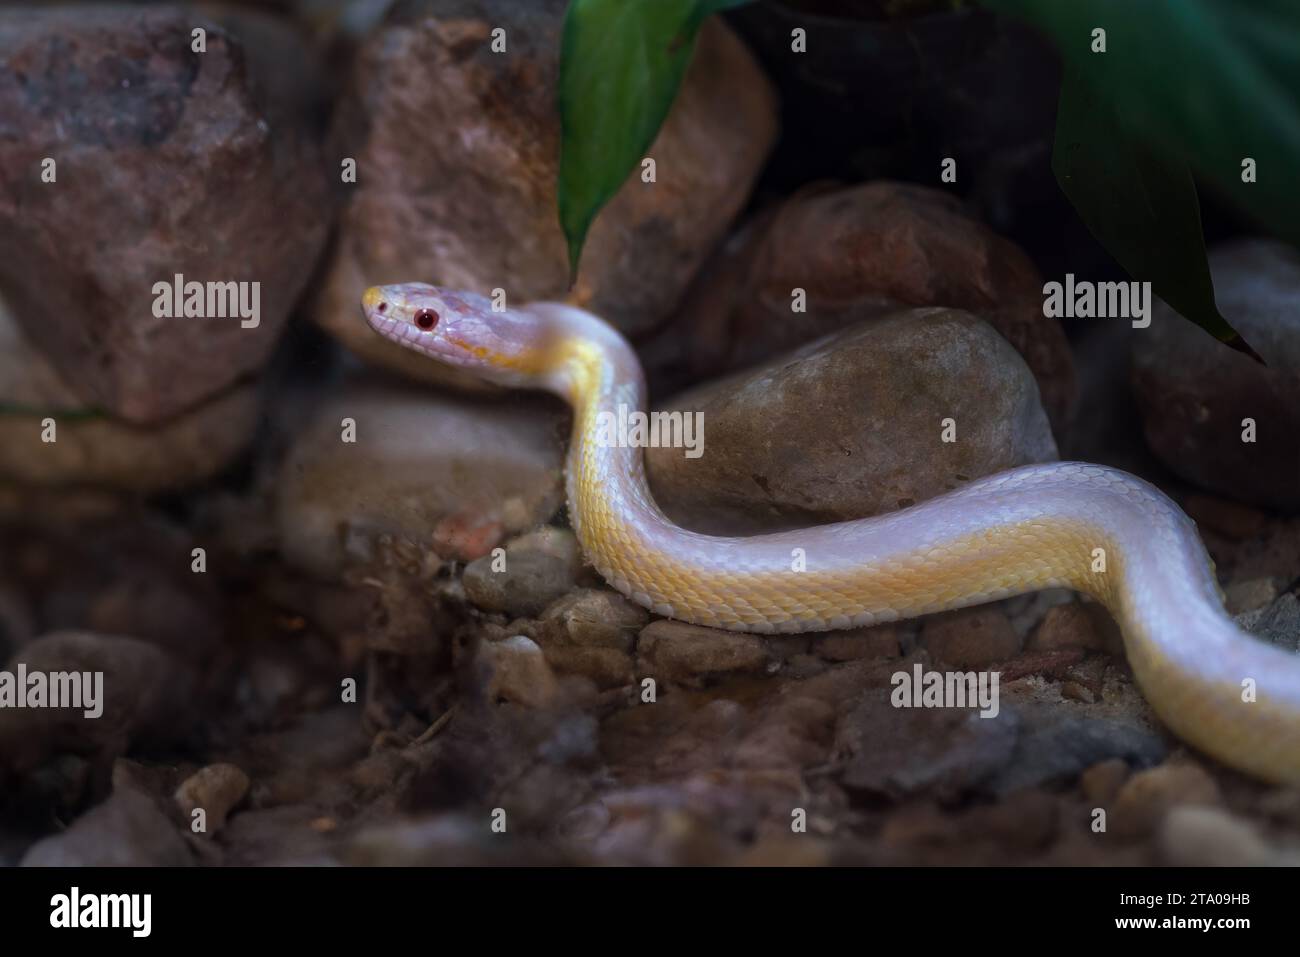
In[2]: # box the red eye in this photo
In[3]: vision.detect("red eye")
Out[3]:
[414,308,439,330]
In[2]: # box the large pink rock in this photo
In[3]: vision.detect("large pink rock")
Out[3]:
[0,6,333,423]
[318,0,778,386]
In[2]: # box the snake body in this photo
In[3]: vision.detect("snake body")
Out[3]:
[363,284,1300,783]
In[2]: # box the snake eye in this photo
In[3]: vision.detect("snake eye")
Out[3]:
[414,308,439,331]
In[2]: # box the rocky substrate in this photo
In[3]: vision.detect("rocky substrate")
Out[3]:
[2,489,1298,866]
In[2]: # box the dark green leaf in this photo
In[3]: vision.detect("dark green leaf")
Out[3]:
[1052,67,1244,349]
[984,0,1300,352]
[558,0,754,281]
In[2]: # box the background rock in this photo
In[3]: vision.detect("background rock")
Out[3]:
[276,373,566,578]
[1158,805,1288,866]
[836,691,1020,800]
[318,0,778,387]
[21,784,194,867]
[0,298,261,491]
[478,635,560,709]
[644,182,1076,428]
[638,620,773,685]
[920,606,1021,668]
[646,308,1058,535]
[533,589,647,688]
[0,631,195,788]
[462,527,580,617]
[174,763,251,835]
[1026,601,1124,656]
[0,6,333,423]
[1132,239,1300,510]
[1111,761,1223,840]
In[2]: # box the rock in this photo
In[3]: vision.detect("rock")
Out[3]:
[1229,518,1300,585]
[1238,592,1300,652]
[835,691,1021,800]
[1026,601,1124,656]
[988,700,1167,795]
[1111,761,1222,840]
[645,308,1057,535]
[0,6,332,423]
[0,388,260,493]
[479,635,559,709]
[319,0,777,385]
[1158,806,1279,867]
[0,298,262,491]
[637,620,773,685]
[533,646,633,691]
[1132,239,1300,509]
[920,605,1022,668]
[463,527,580,617]
[538,589,648,652]
[21,786,193,867]
[646,182,1076,427]
[1079,757,1130,805]
[174,763,251,835]
[534,588,647,688]
[276,373,566,578]
[1224,578,1279,617]
[0,631,194,786]
[814,625,900,662]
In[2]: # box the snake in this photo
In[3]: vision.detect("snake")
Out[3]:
[362,283,1300,784]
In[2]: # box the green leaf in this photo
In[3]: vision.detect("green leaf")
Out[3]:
[983,0,1300,353]
[558,0,754,281]
[1052,67,1247,351]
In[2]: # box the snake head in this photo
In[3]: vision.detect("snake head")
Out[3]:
[362,283,545,385]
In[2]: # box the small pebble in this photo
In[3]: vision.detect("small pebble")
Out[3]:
[637,620,772,684]
[480,635,559,708]
[1111,761,1222,839]
[1159,805,1277,866]
[174,763,251,835]
[1079,758,1130,805]
[1027,602,1123,655]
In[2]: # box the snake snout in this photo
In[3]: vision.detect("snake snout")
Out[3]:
[362,286,389,318]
